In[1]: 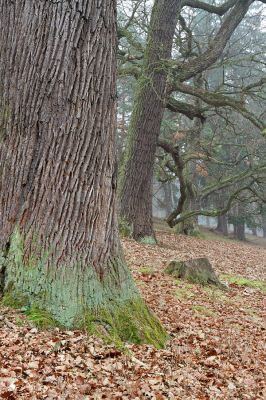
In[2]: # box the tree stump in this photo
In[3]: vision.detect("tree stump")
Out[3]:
[165,257,226,289]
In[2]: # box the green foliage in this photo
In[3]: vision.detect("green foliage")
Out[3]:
[221,274,266,292]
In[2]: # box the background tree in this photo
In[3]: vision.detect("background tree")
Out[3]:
[119,0,181,242]
[118,0,266,239]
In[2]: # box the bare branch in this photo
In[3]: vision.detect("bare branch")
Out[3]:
[157,140,188,227]
[166,97,206,120]
[175,0,253,81]
[180,0,238,15]
[201,165,266,199]
[168,185,251,226]
[171,81,266,131]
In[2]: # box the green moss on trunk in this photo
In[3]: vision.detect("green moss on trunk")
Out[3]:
[2,227,167,348]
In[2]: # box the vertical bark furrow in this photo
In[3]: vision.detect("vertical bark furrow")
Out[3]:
[0,0,118,269]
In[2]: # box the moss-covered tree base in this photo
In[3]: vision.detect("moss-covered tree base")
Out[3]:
[0,228,168,348]
[165,257,226,289]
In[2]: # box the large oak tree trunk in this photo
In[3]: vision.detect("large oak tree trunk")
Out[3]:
[119,0,180,241]
[0,0,166,346]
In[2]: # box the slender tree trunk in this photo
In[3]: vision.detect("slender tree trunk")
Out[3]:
[178,78,203,236]
[262,213,266,238]
[235,222,246,241]
[119,0,180,241]
[0,1,166,346]
[216,215,228,236]
[251,227,257,236]
[164,182,173,216]
[232,204,246,241]
[177,189,199,235]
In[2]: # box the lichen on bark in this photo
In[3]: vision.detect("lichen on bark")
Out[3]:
[2,227,167,348]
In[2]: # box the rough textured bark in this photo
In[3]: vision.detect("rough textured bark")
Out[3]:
[119,0,181,241]
[0,1,166,346]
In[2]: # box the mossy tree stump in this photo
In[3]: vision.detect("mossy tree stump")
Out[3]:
[165,257,226,289]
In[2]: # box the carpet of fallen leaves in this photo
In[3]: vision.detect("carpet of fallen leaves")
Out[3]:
[0,231,265,399]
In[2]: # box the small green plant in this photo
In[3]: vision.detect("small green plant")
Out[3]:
[15,316,27,327]
[190,229,203,238]
[192,305,216,317]
[220,274,266,292]
[25,305,60,328]
[139,266,155,275]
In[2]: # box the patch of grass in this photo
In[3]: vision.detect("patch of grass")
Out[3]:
[198,227,233,243]
[203,286,228,301]
[15,316,27,327]
[139,236,157,245]
[25,305,60,329]
[175,281,196,300]
[139,266,155,275]
[135,278,146,287]
[189,229,203,238]
[244,308,259,319]
[202,286,245,305]
[192,305,216,317]
[220,274,266,292]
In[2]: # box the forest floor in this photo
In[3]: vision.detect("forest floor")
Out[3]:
[0,226,266,399]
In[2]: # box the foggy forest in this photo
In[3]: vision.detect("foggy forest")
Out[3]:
[0,1,265,399]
